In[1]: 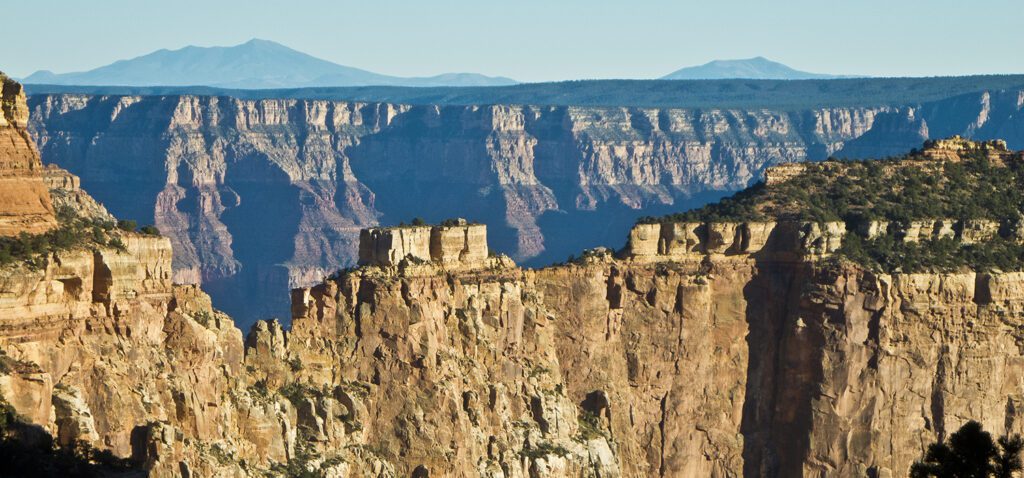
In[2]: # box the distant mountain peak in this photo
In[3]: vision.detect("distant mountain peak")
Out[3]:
[236,38,290,50]
[662,57,853,80]
[24,40,518,89]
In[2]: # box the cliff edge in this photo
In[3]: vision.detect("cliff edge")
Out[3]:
[0,72,56,236]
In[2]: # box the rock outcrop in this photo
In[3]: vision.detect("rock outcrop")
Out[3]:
[921,135,1011,162]
[0,73,56,236]
[275,217,1024,477]
[358,219,489,269]
[28,88,1024,324]
[625,220,847,261]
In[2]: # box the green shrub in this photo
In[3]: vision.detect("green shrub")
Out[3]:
[116,220,137,232]
[576,411,606,441]
[0,212,121,268]
[838,235,1024,273]
[107,237,127,252]
[520,441,571,459]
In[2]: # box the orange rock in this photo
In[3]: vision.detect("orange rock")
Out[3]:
[0,74,56,236]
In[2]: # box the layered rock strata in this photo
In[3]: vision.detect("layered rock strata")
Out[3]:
[358,219,489,268]
[27,88,1024,323]
[0,73,56,236]
[273,214,1024,477]
[625,220,846,261]
[6,188,1024,476]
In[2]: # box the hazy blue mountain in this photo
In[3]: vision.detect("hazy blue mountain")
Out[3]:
[23,39,517,88]
[662,56,851,80]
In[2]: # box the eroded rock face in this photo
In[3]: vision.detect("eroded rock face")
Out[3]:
[626,220,846,262]
[358,226,431,266]
[0,73,56,236]
[358,221,490,269]
[280,246,1024,477]
[287,265,622,477]
[26,87,1024,324]
[7,198,1024,476]
[22,95,922,323]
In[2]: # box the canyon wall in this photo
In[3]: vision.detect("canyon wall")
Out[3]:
[265,216,1024,477]
[0,74,56,236]
[10,67,1024,477]
[3,164,1023,477]
[9,213,1024,477]
[27,89,1024,324]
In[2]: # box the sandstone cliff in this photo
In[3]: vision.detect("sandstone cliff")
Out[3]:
[28,89,1024,324]
[13,214,1024,477]
[0,73,56,236]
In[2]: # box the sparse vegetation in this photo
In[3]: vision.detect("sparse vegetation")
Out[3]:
[575,411,606,441]
[107,237,127,252]
[520,441,571,460]
[248,379,274,405]
[836,235,1024,273]
[642,151,1024,225]
[266,428,328,478]
[337,380,372,399]
[528,365,550,380]
[116,220,137,232]
[0,350,41,375]
[640,148,1024,273]
[0,206,154,268]
[0,216,111,268]
[279,382,326,408]
[438,218,478,227]
[191,310,215,328]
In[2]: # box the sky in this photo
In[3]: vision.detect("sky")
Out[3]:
[3,0,1023,82]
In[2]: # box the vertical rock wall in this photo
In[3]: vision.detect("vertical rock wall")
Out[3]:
[0,74,56,236]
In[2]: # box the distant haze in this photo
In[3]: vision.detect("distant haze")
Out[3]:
[2,0,1022,83]
[23,41,864,88]
[661,57,855,80]
[24,39,518,89]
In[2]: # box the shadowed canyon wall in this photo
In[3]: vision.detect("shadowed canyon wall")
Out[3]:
[27,89,1024,324]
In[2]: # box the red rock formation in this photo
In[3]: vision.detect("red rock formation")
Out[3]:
[0,73,56,236]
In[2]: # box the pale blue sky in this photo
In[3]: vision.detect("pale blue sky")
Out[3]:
[4,0,1022,82]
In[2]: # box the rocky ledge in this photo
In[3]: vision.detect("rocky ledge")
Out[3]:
[357,218,511,273]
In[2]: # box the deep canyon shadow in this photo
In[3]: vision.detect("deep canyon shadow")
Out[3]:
[740,232,826,477]
[214,153,303,326]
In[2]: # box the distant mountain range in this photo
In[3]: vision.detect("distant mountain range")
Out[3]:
[661,56,855,80]
[24,44,860,89]
[23,39,519,89]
